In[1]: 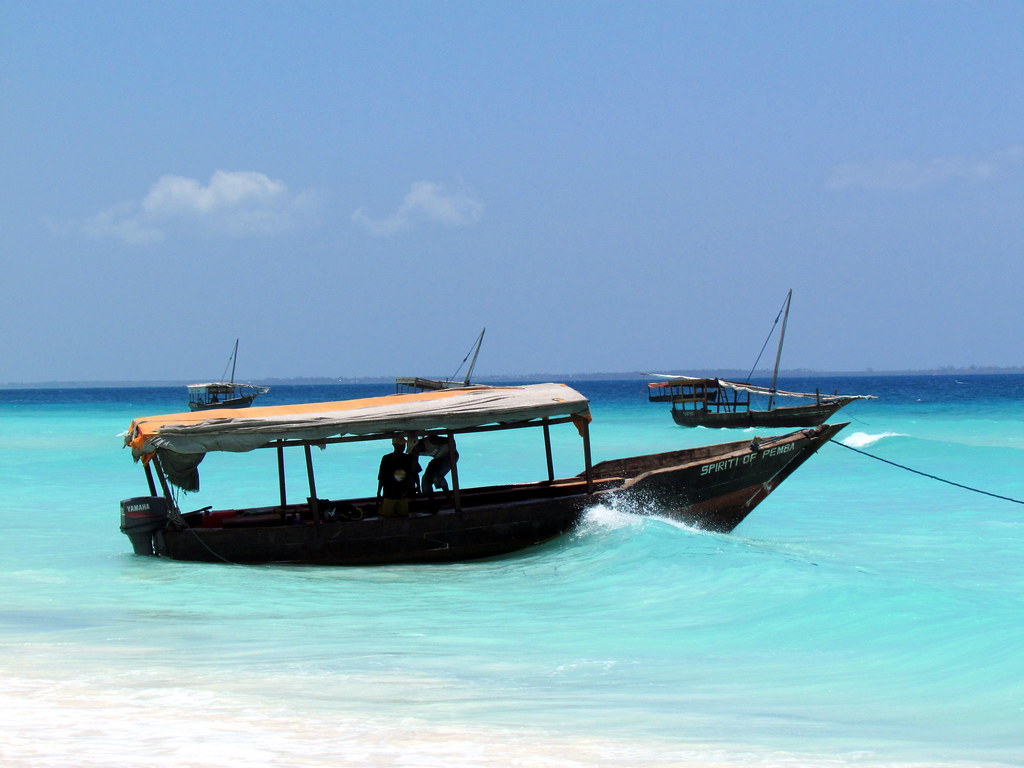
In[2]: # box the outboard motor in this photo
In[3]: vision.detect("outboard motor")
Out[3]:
[120,496,169,555]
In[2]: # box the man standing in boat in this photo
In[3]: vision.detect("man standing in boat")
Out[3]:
[413,434,458,502]
[377,435,421,517]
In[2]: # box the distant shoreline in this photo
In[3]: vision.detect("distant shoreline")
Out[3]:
[4,367,1023,390]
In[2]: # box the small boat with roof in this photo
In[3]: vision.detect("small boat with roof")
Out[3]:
[186,339,270,411]
[646,290,874,428]
[646,376,873,428]
[120,382,846,565]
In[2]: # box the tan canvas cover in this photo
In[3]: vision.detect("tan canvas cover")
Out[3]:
[645,374,875,401]
[126,383,591,459]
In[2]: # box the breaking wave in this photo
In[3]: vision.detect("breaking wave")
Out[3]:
[841,431,906,449]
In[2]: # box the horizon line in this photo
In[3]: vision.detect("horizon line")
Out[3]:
[4,365,1024,389]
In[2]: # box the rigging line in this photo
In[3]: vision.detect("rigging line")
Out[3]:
[829,439,1024,506]
[180,523,241,565]
[745,294,789,383]
[171,493,240,565]
[449,338,479,382]
[219,342,233,383]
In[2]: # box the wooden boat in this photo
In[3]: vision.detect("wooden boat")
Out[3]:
[120,383,847,565]
[647,376,871,428]
[187,339,270,411]
[647,291,873,428]
[396,328,486,393]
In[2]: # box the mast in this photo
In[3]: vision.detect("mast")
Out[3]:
[229,338,239,385]
[463,327,486,386]
[768,290,792,410]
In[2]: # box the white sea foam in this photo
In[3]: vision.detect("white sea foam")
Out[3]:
[0,674,723,768]
[1,673,996,768]
[577,500,718,538]
[841,431,907,449]
[577,502,646,533]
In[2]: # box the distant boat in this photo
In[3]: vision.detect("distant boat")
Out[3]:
[187,339,270,411]
[646,290,874,428]
[396,328,487,393]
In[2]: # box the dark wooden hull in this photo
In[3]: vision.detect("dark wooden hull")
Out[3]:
[137,423,845,565]
[157,493,587,565]
[593,422,844,531]
[188,393,261,411]
[670,399,854,429]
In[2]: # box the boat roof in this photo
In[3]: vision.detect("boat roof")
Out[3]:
[394,376,489,391]
[127,382,591,458]
[186,382,238,391]
[644,373,875,400]
[187,382,266,390]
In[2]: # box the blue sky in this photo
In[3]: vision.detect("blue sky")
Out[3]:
[2,1,1021,383]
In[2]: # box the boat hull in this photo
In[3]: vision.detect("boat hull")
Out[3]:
[128,423,845,565]
[156,495,587,565]
[670,399,854,429]
[594,422,845,531]
[188,393,261,411]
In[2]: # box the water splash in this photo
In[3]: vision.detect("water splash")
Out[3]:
[577,500,647,533]
[841,431,906,449]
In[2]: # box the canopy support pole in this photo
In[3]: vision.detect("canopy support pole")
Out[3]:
[277,443,287,507]
[542,421,555,483]
[151,454,178,514]
[304,444,320,523]
[582,419,593,493]
[144,462,158,497]
[447,433,462,513]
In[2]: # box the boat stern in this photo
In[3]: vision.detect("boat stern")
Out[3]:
[119,496,169,555]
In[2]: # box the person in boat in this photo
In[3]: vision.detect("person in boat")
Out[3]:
[413,434,459,501]
[377,434,421,517]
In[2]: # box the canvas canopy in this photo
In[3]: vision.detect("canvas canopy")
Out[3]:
[187,383,237,393]
[127,383,592,460]
[645,374,875,401]
[187,382,268,392]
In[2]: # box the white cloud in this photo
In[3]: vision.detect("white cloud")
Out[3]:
[79,170,316,244]
[827,145,1024,191]
[80,201,164,245]
[353,181,483,236]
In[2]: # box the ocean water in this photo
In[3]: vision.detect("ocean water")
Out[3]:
[1,375,1022,767]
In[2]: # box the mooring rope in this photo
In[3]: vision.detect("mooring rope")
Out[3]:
[173,506,240,565]
[181,525,241,565]
[829,439,1024,506]
[163,491,242,565]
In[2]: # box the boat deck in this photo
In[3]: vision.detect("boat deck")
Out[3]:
[181,475,626,530]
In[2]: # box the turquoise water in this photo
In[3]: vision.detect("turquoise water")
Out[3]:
[2,376,1022,767]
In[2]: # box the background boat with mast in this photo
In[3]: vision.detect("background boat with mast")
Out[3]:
[396,328,487,393]
[647,290,874,428]
[186,338,270,411]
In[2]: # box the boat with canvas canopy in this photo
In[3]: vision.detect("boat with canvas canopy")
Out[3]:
[187,339,270,411]
[647,290,874,428]
[120,382,846,565]
[646,375,874,428]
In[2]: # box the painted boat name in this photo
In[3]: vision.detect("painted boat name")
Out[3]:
[699,442,796,476]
